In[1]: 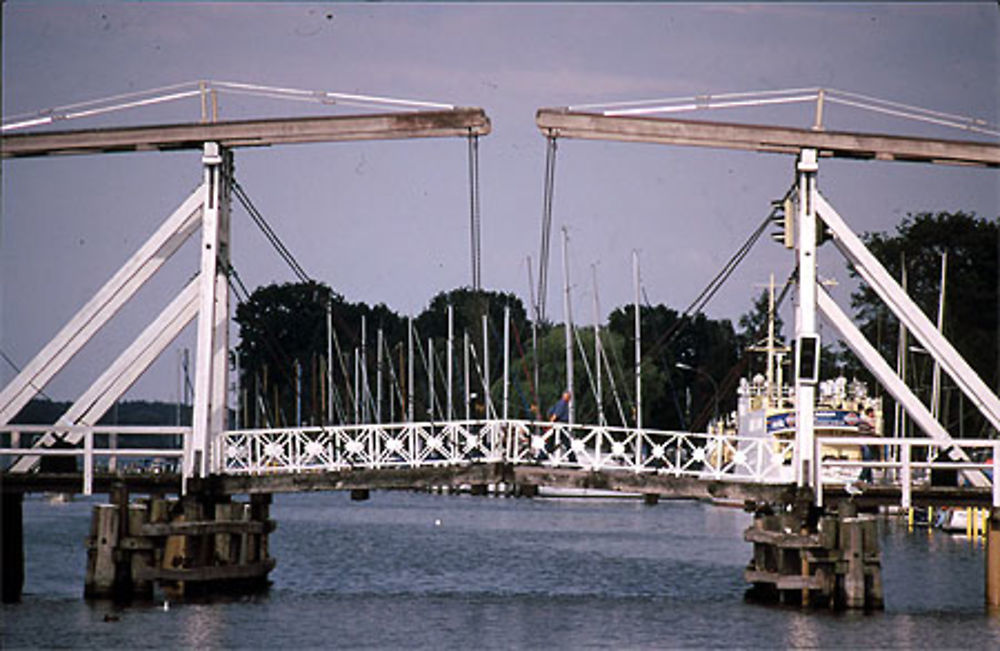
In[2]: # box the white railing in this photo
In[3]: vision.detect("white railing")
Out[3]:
[7,422,996,506]
[219,420,505,474]
[219,420,794,484]
[814,436,1000,508]
[0,424,188,495]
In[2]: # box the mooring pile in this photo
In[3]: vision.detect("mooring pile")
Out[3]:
[744,499,883,610]
[85,484,275,600]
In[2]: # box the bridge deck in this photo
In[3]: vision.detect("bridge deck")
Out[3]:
[3,465,995,509]
[0,108,491,158]
[4,420,996,508]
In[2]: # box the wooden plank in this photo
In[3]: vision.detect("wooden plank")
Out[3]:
[536,109,1000,167]
[744,528,823,549]
[135,558,275,582]
[2,109,491,158]
[140,520,268,537]
[511,465,799,504]
[209,462,507,495]
[744,569,825,591]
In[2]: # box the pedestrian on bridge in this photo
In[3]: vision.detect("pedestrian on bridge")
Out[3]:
[548,391,571,424]
[546,391,574,461]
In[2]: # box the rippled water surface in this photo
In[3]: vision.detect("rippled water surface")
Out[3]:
[4,491,1000,648]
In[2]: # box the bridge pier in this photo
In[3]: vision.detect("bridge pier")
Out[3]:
[744,496,883,611]
[1,491,24,603]
[84,487,274,601]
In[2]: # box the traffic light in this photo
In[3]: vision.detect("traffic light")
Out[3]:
[770,197,795,249]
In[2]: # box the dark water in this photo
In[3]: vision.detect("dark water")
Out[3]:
[4,491,1000,649]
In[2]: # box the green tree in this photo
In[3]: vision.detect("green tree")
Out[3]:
[847,211,998,437]
[234,281,335,427]
[607,305,740,431]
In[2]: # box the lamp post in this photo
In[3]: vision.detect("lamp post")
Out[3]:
[675,362,720,423]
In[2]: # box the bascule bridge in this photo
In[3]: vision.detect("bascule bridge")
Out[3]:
[2,85,999,610]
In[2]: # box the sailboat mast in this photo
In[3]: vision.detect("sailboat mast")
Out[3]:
[931,251,947,420]
[767,273,776,409]
[633,250,642,430]
[592,264,605,426]
[562,226,574,424]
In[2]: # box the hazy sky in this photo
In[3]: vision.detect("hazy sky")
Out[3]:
[2,2,998,403]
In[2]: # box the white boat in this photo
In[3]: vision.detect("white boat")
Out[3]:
[937,508,968,532]
[536,486,642,499]
[712,278,883,484]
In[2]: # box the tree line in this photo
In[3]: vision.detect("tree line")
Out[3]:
[231,211,996,438]
[231,280,762,432]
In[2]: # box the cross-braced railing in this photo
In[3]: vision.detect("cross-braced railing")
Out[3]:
[219,419,794,483]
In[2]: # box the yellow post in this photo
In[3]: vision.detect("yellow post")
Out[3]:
[908,507,914,531]
[928,506,933,527]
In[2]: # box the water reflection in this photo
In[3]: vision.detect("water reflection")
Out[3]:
[7,491,1000,648]
[183,604,225,648]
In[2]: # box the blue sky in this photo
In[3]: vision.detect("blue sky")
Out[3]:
[2,2,997,402]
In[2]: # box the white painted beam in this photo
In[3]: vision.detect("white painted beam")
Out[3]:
[9,278,200,471]
[0,187,204,426]
[188,143,231,478]
[816,192,1000,432]
[535,109,1000,167]
[794,149,818,487]
[817,286,988,487]
[2,109,492,158]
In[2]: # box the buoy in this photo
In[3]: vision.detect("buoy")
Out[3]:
[163,601,170,611]
[434,519,442,527]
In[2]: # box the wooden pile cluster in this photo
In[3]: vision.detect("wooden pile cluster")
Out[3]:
[84,485,275,600]
[744,500,883,610]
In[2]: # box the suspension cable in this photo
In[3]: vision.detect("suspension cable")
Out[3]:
[468,133,482,290]
[537,135,558,321]
[688,264,798,431]
[639,197,781,369]
[231,178,312,283]
[0,348,54,401]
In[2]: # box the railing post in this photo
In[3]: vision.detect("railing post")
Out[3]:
[755,440,763,481]
[409,424,417,467]
[901,440,912,509]
[634,427,642,473]
[814,437,824,508]
[83,428,93,496]
[813,435,823,506]
[993,441,1000,508]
